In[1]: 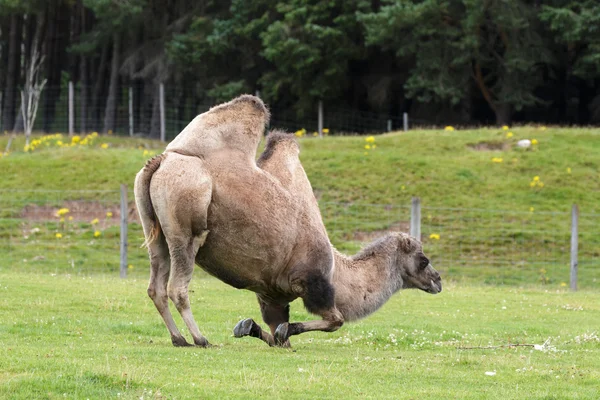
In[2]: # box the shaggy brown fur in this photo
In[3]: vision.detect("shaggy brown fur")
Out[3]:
[233,131,442,347]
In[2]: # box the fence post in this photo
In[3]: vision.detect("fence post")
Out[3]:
[128,86,134,136]
[255,90,260,98]
[403,112,409,132]
[387,119,392,132]
[570,204,578,291]
[120,184,128,279]
[68,81,74,136]
[317,100,324,138]
[159,83,166,142]
[410,197,421,241]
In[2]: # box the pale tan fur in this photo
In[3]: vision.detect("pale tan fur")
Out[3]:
[231,131,441,347]
[134,96,338,347]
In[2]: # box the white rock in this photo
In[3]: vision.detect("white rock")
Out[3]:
[517,139,531,148]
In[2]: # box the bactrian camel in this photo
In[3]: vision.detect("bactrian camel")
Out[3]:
[134,95,442,348]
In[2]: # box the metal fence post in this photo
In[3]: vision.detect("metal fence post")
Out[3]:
[120,184,128,278]
[129,86,134,136]
[68,81,74,136]
[387,119,392,132]
[570,204,578,291]
[403,112,409,132]
[159,83,166,142]
[318,100,323,138]
[410,197,421,241]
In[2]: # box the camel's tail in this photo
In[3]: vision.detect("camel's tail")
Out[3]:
[134,153,166,247]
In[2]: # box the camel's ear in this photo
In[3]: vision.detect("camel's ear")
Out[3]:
[397,234,417,254]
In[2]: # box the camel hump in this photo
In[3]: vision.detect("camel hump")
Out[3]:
[258,130,299,164]
[208,94,270,122]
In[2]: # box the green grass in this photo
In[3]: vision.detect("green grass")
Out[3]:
[0,127,599,286]
[0,271,598,399]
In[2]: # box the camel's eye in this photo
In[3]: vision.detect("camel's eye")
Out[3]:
[419,255,429,269]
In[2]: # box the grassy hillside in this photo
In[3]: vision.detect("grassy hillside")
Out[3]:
[1,127,599,285]
[2,127,598,210]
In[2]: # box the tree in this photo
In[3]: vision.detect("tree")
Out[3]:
[360,0,552,125]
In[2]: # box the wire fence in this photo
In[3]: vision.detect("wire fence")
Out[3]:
[1,84,431,140]
[1,189,598,288]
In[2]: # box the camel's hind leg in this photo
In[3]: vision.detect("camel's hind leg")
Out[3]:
[274,273,344,346]
[166,233,210,347]
[146,234,191,347]
[233,296,290,347]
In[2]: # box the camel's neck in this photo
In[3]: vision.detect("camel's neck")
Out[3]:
[332,235,403,322]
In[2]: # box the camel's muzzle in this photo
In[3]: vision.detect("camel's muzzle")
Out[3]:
[424,264,442,294]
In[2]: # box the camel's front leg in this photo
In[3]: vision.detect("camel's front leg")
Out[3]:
[166,233,210,347]
[233,296,291,347]
[274,274,344,345]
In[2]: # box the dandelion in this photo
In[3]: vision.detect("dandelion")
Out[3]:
[60,217,65,223]
[531,139,538,145]
[401,185,406,191]
[128,264,134,270]
[57,140,63,146]
[365,145,371,150]
[100,143,109,149]
[560,282,567,287]
[365,136,375,143]
[55,233,63,239]
[313,132,318,137]
[71,135,81,144]
[94,230,101,237]
[539,126,547,131]
[56,208,70,217]
[491,157,503,163]
[444,126,455,131]
[567,167,571,174]
[529,182,536,188]
[372,144,377,149]
[68,216,73,221]
[143,150,149,157]
[529,207,535,213]
[502,126,509,130]
[295,128,306,138]
[533,176,540,181]
[322,128,330,134]
[364,152,368,156]
[91,218,99,225]
[506,132,513,138]
[429,233,440,240]
[106,212,113,218]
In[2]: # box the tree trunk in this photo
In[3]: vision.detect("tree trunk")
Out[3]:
[103,33,121,134]
[91,43,109,132]
[79,0,87,133]
[2,15,22,133]
[494,103,512,126]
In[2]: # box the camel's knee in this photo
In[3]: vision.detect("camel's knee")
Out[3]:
[324,310,344,332]
[167,285,189,310]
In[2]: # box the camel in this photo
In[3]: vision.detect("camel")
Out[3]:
[233,131,442,347]
[134,95,441,348]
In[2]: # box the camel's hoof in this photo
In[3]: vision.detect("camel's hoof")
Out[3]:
[194,337,211,348]
[171,336,192,347]
[233,318,255,338]
[274,322,290,346]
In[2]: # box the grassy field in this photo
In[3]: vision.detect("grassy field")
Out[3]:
[0,271,599,399]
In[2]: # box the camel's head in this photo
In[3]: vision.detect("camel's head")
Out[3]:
[396,233,442,294]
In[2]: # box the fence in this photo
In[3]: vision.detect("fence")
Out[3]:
[1,189,598,288]
[1,84,423,141]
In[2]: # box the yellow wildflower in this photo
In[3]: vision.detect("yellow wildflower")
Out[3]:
[491,157,503,163]
[60,217,65,223]
[365,136,375,143]
[365,145,371,150]
[444,126,455,131]
[529,182,536,188]
[94,230,101,238]
[91,218,99,225]
[55,233,63,239]
[313,132,318,137]
[531,139,538,145]
[529,207,534,213]
[372,144,377,149]
[68,216,73,221]
[567,167,571,174]
[560,282,567,287]
[106,212,113,218]
[57,140,63,146]
[401,185,406,191]
[56,208,70,217]
[322,128,330,134]
[100,143,109,149]
[364,152,368,156]
[502,125,509,130]
[539,126,547,131]
[143,150,149,157]
[533,176,540,181]
[429,233,440,240]
[71,135,81,144]
[128,264,134,269]
[506,132,513,138]
[108,129,113,135]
